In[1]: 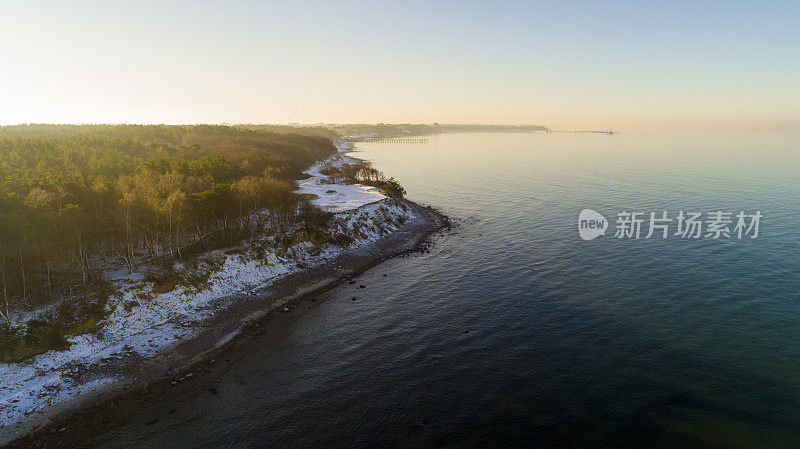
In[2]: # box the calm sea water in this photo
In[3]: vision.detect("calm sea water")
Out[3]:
[113,132,800,448]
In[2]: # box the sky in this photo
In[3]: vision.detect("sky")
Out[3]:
[1,0,798,130]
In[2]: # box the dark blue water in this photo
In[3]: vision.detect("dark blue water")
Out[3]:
[111,132,800,448]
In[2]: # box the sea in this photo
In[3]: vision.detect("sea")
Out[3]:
[102,131,800,448]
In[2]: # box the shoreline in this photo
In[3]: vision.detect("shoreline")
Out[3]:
[2,197,448,447]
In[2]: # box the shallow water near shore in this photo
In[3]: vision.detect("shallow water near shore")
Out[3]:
[66,131,800,447]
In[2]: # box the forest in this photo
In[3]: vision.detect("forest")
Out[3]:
[0,124,338,323]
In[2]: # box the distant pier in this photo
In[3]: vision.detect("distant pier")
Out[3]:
[548,130,615,135]
[351,138,429,143]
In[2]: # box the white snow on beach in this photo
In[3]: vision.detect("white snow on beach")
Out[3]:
[296,149,386,213]
[0,144,415,439]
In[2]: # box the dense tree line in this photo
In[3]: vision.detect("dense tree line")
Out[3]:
[0,125,336,320]
[321,161,406,198]
[0,123,338,146]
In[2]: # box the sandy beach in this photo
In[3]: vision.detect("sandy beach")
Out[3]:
[2,196,446,447]
[0,141,447,446]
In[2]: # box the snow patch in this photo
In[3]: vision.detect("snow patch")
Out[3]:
[296,152,386,213]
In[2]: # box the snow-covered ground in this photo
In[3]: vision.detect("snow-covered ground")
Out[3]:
[296,144,386,213]
[0,143,414,435]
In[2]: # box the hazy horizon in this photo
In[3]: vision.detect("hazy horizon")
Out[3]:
[2,1,798,130]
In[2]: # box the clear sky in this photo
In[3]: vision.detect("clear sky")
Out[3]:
[2,0,798,130]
